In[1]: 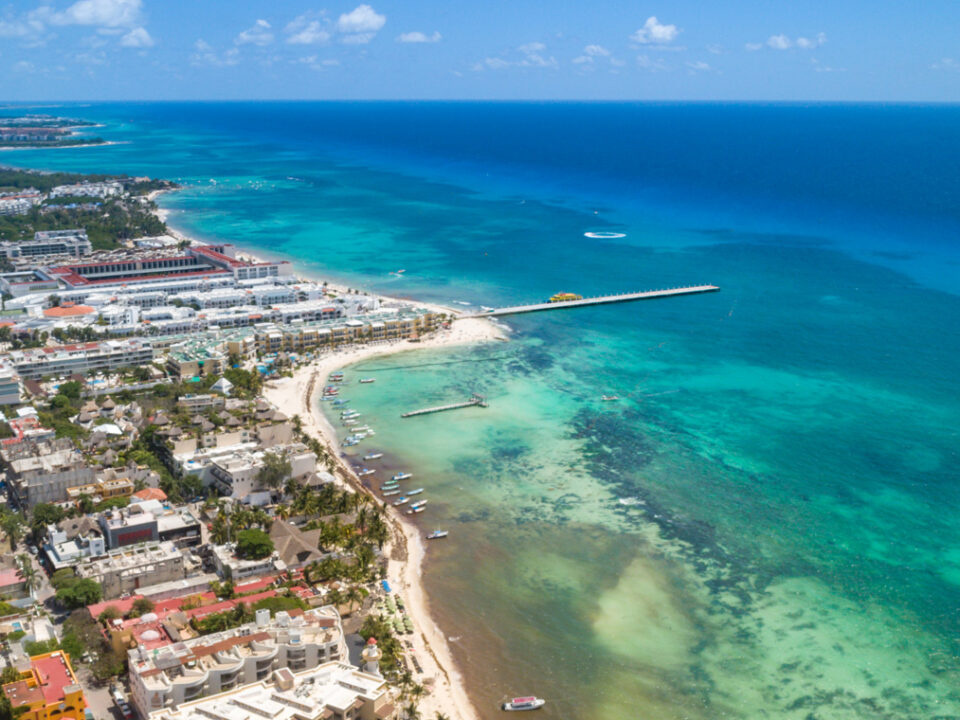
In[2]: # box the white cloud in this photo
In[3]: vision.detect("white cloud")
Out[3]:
[753,32,826,51]
[120,26,153,47]
[796,33,827,49]
[685,60,712,73]
[631,16,678,45]
[932,57,959,71]
[584,44,610,57]
[397,31,441,43]
[636,54,667,71]
[337,5,385,35]
[484,57,510,70]
[572,55,591,65]
[192,39,240,67]
[767,34,791,50]
[518,42,545,54]
[285,14,331,45]
[235,19,273,46]
[706,43,724,55]
[13,60,35,73]
[50,0,142,28]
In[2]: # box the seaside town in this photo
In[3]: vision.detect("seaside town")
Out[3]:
[0,164,493,720]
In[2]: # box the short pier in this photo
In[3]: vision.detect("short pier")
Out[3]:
[464,285,720,318]
[402,394,488,418]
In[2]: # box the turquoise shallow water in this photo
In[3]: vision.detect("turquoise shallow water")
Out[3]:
[6,102,960,719]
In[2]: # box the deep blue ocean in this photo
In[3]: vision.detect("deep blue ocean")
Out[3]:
[5,102,960,719]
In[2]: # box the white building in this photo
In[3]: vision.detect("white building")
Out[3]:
[0,368,22,405]
[0,229,92,261]
[129,607,347,718]
[209,444,316,501]
[144,659,391,720]
[49,181,123,199]
[211,543,285,581]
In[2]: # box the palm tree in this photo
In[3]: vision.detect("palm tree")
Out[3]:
[403,704,420,720]
[275,504,292,521]
[16,554,39,596]
[344,585,365,613]
[0,512,24,551]
[326,588,344,608]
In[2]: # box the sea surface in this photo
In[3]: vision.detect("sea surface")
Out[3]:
[5,102,960,719]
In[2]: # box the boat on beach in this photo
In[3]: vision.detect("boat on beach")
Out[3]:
[426,530,448,539]
[392,472,412,481]
[501,697,546,712]
[364,452,384,460]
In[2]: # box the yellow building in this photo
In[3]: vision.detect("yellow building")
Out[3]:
[2,651,86,720]
[66,477,135,505]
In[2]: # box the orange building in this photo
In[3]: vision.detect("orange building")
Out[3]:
[1,651,86,720]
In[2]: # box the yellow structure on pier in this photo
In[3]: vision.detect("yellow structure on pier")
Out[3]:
[549,292,583,303]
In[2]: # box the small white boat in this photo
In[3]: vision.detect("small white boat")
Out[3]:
[406,488,424,496]
[426,530,448,540]
[383,489,402,497]
[343,419,358,426]
[364,452,384,461]
[358,468,375,477]
[359,378,375,384]
[407,505,426,515]
[393,496,409,506]
[601,395,620,402]
[501,697,545,712]
[392,472,412,482]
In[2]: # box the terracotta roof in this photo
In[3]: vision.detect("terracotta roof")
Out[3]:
[132,488,167,502]
[374,703,395,719]
[43,304,95,318]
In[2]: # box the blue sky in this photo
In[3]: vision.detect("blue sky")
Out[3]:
[1,0,959,101]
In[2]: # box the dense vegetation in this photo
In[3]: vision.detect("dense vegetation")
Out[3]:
[0,201,168,250]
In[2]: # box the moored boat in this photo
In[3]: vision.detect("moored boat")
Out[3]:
[358,468,375,477]
[426,530,448,539]
[364,452,384,460]
[393,496,409,506]
[359,378,376,384]
[406,488,424,496]
[501,697,545,712]
[392,472,412,481]
[601,395,619,401]
[383,489,402,497]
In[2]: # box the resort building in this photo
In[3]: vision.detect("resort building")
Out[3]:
[1,651,87,720]
[128,607,346,718]
[7,339,154,380]
[145,661,392,720]
[49,181,123,199]
[0,230,92,261]
[74,541,185,599]
[65,475,135,505]
[0,370,24,406]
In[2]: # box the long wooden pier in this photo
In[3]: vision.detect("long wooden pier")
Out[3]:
[402,394,488,418]
[463,285,720,318]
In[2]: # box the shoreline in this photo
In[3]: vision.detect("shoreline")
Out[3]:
[264,326,502,720]
[154,183,503,720]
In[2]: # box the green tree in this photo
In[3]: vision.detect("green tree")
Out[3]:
[57,380,82,400]
[255,451,292,491]
[235,528,273,559]
[97,606,121,624]
[15,555,39,596]
[129,598,155,618]
[55,578,102,608]
[0,666,21,684]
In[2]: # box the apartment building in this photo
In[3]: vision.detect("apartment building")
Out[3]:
[74,541,185,599]
[4,438,95,509]
[128,607,346,718]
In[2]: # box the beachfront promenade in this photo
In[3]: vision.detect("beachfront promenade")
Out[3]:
[464,285,720,318]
